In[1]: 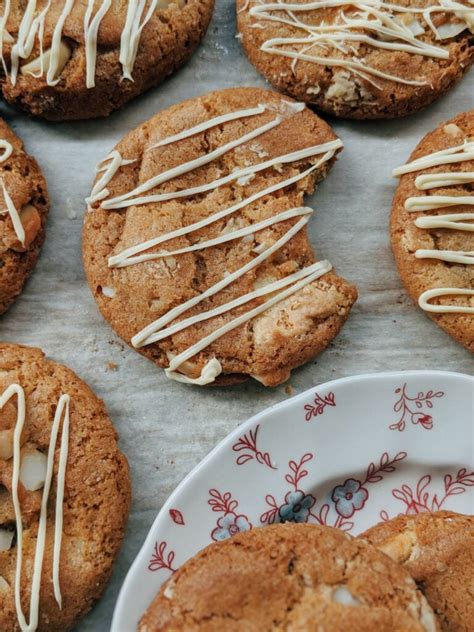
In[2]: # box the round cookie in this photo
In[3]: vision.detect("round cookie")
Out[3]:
[236,0,474,120]
[361,511,474,631]
[0,118,49,315]
[390,110,474,351]
[82,87,357,387]
[139,523,439,631]
[0,1,214,121]
[0,343,131,632]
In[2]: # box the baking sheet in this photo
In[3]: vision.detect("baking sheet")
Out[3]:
[0,2,472,630]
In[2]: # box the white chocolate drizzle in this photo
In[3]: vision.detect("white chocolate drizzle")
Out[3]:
[108,160,324,268]
[0,138,13,163]
[86,150,136,209]
[84,0,113,89]
[0,384,70,632]
[120,0,159,81]
[394,133,474,316]
[415,249,474,264]
[0,178,24,246]
[1,0,179,88]
[405,195,474,212]
[91,101,341,383]
[0,138,25,246]
[418,288,474,313]
[393,142,474,176]
[415,213,474,231]
[245,0,474,88]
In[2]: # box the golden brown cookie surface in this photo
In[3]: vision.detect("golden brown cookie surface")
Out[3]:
[0,118,48,315]
[0,1,214,121]
[82,87,357,387]
[361,511,474,632]
[391,110,474,351]
[139,523,439,631]
[237,0,474,120]
[0,343,131,632]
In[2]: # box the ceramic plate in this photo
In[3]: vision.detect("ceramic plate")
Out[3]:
[112,371,474,631]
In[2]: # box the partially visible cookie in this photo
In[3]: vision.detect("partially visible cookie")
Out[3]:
[236,0,474,119]
[0,1,214,121]
[82,87,357,388]
[361,511,474,631]
[139,523,438,631]
[391,110,474,351]
[0,118,49,315]
[0,343,131,632]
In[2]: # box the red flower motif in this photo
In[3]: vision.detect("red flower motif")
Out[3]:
[412,413,433,430]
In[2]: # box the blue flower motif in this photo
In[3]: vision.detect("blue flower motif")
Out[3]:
[211,512,252,542]
[278,489,315,523]
[332,479,368,519]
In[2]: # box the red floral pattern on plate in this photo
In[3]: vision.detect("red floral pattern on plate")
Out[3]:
[261,451,407,532]
[380,468,474,520]
[304,391,336,421]
[208,489,252,541]
[118,374,473,632]
[232,424,276,469]
[148,541,177,573]
[169,509,185,526]
[389,383,444,432]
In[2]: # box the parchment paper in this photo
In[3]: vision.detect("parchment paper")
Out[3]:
[0,2,472,630]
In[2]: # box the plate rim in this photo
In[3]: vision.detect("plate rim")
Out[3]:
[111,369,473,630]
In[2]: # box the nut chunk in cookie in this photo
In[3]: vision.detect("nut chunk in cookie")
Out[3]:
[139,523,439,631]
[0,1,215,120]
[391,110,474,351]
[83,87,357,387]
[0,343,131,632]
[361,511,474,632]
[237,0,474,120]
[0,118,49,315]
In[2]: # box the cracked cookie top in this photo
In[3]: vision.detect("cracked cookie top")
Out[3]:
[237,0,474,119]
[361,511,474,632]
[82,87,357,387]
[0,0,214,120]
[139,522,439,631]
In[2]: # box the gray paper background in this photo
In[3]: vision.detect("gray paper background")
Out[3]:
[0,1,472,630]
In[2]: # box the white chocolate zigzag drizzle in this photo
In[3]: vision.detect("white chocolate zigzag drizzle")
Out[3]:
[91,102,342,384]
[0,138,25,246]
[0,384,70,632]
[1,0,179,88]
[393,139,474,315]
[245,0,474,88]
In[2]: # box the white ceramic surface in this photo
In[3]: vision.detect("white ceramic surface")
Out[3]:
[112,370,474,632]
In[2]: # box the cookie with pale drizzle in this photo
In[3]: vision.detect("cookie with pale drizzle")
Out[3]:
[0,0,214,121]
[237,0,474,119]
[0,117,48,315]
[82,87,357,387]
[391,110,474,351]
[0,343,131,632]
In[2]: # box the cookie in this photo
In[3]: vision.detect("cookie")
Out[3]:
[361,511,474,631]
[0,118,49,315]
[0,343,131,632]
[391,110,474,351]
[0,1,214,121]
[139,523,438,631]
[236,0,474,120]
[82,87,357,387]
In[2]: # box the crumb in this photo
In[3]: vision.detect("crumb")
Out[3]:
[285,384,295,396]
[106,362,118,371]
